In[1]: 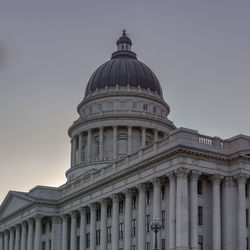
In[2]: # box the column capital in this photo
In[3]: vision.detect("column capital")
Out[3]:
[209,174,223,185]
[34,214,43,222]
[99,126,104,130]
[62,214,70,221]
[100,198,108,206]
[223,176,235,187]
[52,216,62,224]
[0,232,3,237]
[113,125,118,129]
[111,194,119,203]
[70,210,78,218]
[136,183,146,193]
[189,170,201,181]
[235,173,249,184]
[9,227,15,233]
[28,217,34,224]
[123,189,133,198]
[175,168,190,179]
[15,224,21,230]
[152,177,162,187]
[167,171,176,182]
[21,221,27,227]
[127,126,133,129]
[79,206,87,215]
[89,202,98,210]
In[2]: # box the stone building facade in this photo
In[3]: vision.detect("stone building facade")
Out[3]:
[0,31,250,250]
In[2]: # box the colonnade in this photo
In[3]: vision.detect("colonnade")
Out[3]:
[0,170,249,250]
[71,126,160,166]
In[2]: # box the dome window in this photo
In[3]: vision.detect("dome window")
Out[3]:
[143,104,148,111]
[153,106,157,113]
[97,103,102,111]
[120,102,126,108]
[89,106,93,114]
[107,102,113,109]
[132,102,137,109]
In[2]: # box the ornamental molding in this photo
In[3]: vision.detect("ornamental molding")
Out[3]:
[223,176,235,187]
[136,183,146,193]
[209,174,224,185]
[235,173,249,184]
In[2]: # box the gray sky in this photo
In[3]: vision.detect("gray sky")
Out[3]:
[0,0,250,202]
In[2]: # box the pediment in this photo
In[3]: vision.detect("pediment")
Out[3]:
[0,192,33,219]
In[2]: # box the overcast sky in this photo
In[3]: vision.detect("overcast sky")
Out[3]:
[0,0,249,202]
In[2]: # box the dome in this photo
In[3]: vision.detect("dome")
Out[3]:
[85,31,163,97]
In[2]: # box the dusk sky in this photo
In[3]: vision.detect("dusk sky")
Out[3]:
[0,0,250,202]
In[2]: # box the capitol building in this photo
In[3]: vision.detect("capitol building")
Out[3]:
[0,31,250,250]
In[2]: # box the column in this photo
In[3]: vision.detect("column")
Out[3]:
[112,195,119,250]
[70,211,78,250]
[141,127,146,147]
[99,127,104,160]
[9,227,14,250]
[0,232,3,250]
[79,208,87,250]
[127,126,132,155]
[154,129,158,142]
[167,172,176,250]
[78,133,83,163]
[153,178,162,250]
[34,215,42,250]
[100,199,107,250]
[20,222,27,250]
[4,230,9,250]
[90,204,97,250]
[124,190,132,250]
[71,136,77,166]
[210,175,223,250]
[190,170,201,250]
[175,168,190,250]
[61,215,69,250]
[236,174,249,250]
[52,216,62,250]
[137,184,146,250]
[14,224,21,250]
[87,130,92,161]
[27,218,34,250]
[113,126,118,160]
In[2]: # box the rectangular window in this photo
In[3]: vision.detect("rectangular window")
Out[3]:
[146,190,150,205]
[246,183,249,198]
[77,236,80,250]
[146,242,150,250]
[198,235,203,250]
[120,102,126,108]
[153,106,156,113]
[161,210,165,229]
[96,230,100,245]
[162,239,165,250]
[247,209,249,227]
[42,241,46,250]
[132,219,136,236]
[146,215,150,232]
[86,212,90,224]
[247,237,249,250]
[107,102,113,109]
[107,226,112,243]
[143,104,148,111]
[107,204,112,217]
[198,180,202,195]
[132,102,137,109]
[132,195,136,209]
[49,240,51,250]
[96,208,101,221]
[89,106,93,114]
[42,224,46,234]
[119,200,124,213]
[86,233,90,248]
[119,223,124,240]
[198,206,203,225]
[161,185,165,199]
[97,103,102,111]
[49,221,52,231]
[132,245,136,250]
[77,216,80,227]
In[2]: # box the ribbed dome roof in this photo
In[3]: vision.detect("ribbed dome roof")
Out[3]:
[85,31,163,97]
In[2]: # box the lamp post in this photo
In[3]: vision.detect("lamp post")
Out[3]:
[151,218,162,250]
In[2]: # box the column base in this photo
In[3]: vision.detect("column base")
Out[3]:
[176,247,190,250]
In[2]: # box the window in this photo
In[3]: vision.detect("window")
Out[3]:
[143,104,148,111]
[146,190,150,204]
[97,103,102,111]
[146,215,150,232]
[119,200,124,213]
[247,209,249,227]
[146,242,150,250]
[153,106,156,113]
[49,240,51,250]
[120,102,126,108]
[198,180,202,195]
[96,230,100,245]
[132,219,136,236]
[86,212,90,224]
[42,241,46,250]
[198,206,203,225]
[132,245,136,250]
[247,237,249,250]
[42,223,46,234]
[77,216,80,227]
[107,204,112,217]
[132,102,137,109]
[246,183,249,198]
[161,185,165,199]
[132,195,136,209]
[119,223,124,239]
[107,102,113,109]
[89,106,93,114]
[161,210,165,229]
[77,236,80,250]
[162,239,165,250]
[198,235,203,250]
[107,226,112,242]
[86,233,90,248]
[96,208,101,221]
[49,221,52,231]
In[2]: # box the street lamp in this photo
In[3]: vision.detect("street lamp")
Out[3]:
[151,217,162,250]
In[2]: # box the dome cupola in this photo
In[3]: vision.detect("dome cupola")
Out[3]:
[116,29,132,51]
